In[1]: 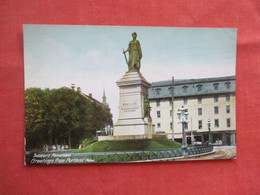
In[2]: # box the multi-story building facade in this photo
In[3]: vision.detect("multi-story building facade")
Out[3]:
[148,76,236,146]
[62,86,110,111]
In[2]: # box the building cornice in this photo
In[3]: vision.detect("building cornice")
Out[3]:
[148,76,236,100]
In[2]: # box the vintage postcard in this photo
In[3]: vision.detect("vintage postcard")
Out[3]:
[24,25,237,165]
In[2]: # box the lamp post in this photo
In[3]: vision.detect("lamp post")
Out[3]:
[208,118,211,145]
[177,106,189,155]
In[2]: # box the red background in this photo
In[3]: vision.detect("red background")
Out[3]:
[0,0,259,194]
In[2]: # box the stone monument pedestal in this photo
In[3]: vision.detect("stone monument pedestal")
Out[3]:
[113,71,154,137]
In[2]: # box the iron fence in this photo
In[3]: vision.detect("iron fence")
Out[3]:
[26,145,214,165]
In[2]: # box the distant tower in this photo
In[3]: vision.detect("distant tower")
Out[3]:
[102,88,109,107]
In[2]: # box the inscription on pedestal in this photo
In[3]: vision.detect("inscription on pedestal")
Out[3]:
[121,102,140,113]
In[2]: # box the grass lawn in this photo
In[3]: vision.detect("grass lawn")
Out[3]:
[75,138,181,153]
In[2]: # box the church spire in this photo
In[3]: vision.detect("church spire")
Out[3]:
[102,88,106,101]
[102,88,109,107]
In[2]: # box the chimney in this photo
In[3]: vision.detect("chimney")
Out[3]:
[89,93,92,98]
[71,83,75,90]
[77,87,81,92]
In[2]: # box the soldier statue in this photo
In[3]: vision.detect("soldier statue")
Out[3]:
[123,32,142,72]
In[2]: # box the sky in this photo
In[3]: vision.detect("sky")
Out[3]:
[24,25,237,122]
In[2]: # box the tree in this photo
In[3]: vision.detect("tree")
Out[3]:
[89,102,113,136]
[43,88,93,148]
[25,87,113,150]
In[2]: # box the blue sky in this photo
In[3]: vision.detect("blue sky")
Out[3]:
[24,25,237,121]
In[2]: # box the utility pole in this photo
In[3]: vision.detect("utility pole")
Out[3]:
[191,117,193,145]
[171,76,175,141]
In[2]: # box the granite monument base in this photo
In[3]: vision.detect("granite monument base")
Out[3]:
[113,71,154,138]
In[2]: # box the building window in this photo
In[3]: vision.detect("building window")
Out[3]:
[198,108,202,116]
[213,83,219,90]
[157,111,161,118]
[157,123,161,130]
[215,119,219,128]
[184,98,188,105]
[226,94,230,102]
[156,100,160,107]
[198,97,202,104]
[170,110,173,117]
[226,105,230,114]
[196,85,202,92]
[214,96,218,102]
[227,118,231,127]
[214,106,219,114]
[225,82,231,89]
[155,88,161,95]
[198,120,202,129]
[183,86,188,93]
[169,99,173,106]
[170,122,173,130]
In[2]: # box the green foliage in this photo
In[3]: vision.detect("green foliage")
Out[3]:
[76,139,181,153]
[82,138,96,147]
[89,103,113,135]
[25,87,112,150]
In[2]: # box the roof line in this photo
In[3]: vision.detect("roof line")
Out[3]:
[151,75,235,87]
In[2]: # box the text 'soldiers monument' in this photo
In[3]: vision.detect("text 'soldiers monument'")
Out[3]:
[113,32,154,138]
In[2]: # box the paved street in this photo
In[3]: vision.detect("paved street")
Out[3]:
[176,146,236,161]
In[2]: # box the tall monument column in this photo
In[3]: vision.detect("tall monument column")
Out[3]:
[113,32,154,137]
